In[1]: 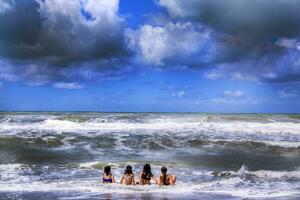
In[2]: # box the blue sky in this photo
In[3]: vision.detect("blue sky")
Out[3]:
[0,0,300,113]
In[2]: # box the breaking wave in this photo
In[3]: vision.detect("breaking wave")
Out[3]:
[0,112,300,199]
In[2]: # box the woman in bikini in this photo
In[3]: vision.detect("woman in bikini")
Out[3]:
[139,163,157,185]
[157,166,176,186]
[102,165,115,183]
[120,165,135,185]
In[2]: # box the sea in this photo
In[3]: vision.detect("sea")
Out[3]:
[0,112,299,200]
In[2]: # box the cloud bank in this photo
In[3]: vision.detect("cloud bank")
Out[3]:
[0,0,130,83]
[0,0,127,63]
[157,0,300,82]
[0,0,300,85]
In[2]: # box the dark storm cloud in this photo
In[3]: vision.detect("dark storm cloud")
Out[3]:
[158,0,300,61]
[0,0,133,84]
[157,0,300,82]
[159,0,300,38]
[0,58,135,86]
[205,48,300,82]
[0,0,41,58]
[0,0,129,66]
[1,0,300,84]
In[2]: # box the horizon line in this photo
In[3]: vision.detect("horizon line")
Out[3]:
[0,110,300,115]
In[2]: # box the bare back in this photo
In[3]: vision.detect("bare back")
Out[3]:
[158,174,176,186]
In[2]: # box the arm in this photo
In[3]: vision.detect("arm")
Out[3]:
[120,175,124,184]
[112,175,115,183]
[139,174,143,185]
[157,176,162,186]
[170,175,176,185]
[132,175,135,185]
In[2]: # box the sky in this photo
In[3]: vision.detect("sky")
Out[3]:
[0,0,300,113]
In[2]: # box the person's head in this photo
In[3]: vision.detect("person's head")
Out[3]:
[143,164,152,174]
[124,165,133,175]
[142,164,153,179]
[161,166,167,175]
[104,165,111,176]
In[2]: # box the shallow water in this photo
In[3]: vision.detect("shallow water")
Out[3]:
[0,112,300,199]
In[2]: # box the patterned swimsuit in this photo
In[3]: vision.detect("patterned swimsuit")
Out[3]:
[123,174,133,185]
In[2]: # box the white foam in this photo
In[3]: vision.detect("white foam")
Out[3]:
[216,167,300,180]
[250,170,300,179]
[79,161,103,169]
[0,163,24,171]
[261,141,300,148]
[0,164,33,183]
[0,163,299,198]
[1,116,300,149]
[2,117,300,135]
[206,138,300,148]
[0,177,298,198]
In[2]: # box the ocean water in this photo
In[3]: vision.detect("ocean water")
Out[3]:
[0,112,299,200]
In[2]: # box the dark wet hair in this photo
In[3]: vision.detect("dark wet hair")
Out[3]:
[141,164,153,180]
[161,166,167,185]
[104,165,111,176]
[124,165,133,175]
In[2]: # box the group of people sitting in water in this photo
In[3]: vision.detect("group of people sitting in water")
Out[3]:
[102,164,176,186]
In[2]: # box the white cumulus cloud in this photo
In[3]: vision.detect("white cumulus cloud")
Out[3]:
[204,70,223,80]
[126,22,215,66]
[0,0,13,14]
[224,90,245,97]
[278,91,297,98]
[53,82,84,89]
[211,90,247,105]
[172,90,186,98]
[37,0,124,61]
